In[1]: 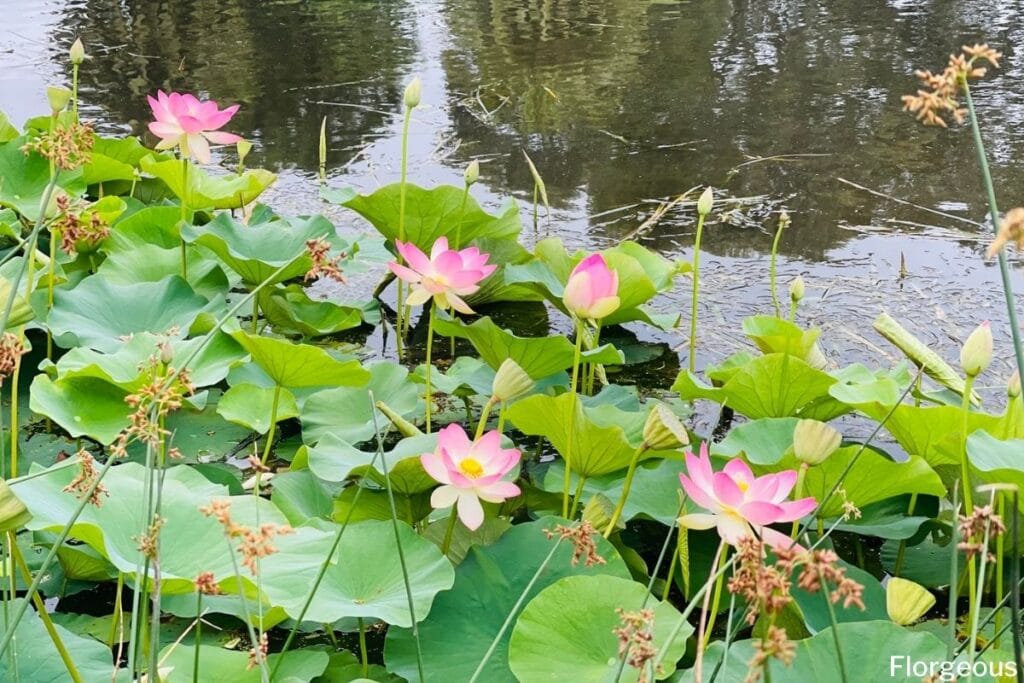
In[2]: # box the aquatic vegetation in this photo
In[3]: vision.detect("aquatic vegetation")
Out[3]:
[0,37,1020,683]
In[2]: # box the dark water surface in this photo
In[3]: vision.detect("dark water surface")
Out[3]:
[3,0,1024,403]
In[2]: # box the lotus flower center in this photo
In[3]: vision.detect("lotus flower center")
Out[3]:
[736,480,749,493]
[459,458,485,479]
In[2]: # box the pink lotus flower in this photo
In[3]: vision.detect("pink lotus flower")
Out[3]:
[147,90,243,164]
[563,253,620,320]
[678,443,817,550]
[388,237,496,314]
[421,424,521,530]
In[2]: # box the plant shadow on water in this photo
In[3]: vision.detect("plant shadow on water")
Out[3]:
[1,5,1024,683]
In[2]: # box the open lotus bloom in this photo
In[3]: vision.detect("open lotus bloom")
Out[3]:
[421,424,521,530]
[563,253,620,320]
[388,237,496,314]
[147,90,243,164]
[678,443,817,550]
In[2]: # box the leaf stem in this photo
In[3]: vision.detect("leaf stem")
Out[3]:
[688,212,706,373]
[604,445,647,537]
[562,319,584,518]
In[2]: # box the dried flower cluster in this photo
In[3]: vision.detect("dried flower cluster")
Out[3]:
[21,121,95,169]
[110,355,195,458]
[51,194,111,256]
[199,499,294,575]
[247,631,268,671]
[193,571,222,596]
[901,44,1002,127]
[987,207,1024,260]
[544,521,606,568]
[781,547,866,610]
[958,504,1005,561]
[62,450,108,506]
[135,515,165,559]
[613,608,659,683]
[305,238,348,283]
[0,333,27,387]
[744,625,795,683]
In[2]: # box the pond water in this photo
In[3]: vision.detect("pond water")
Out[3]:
[3,0,1023,406]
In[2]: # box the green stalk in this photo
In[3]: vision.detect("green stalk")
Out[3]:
[995,494,1005,649]
[180,157,189,280]
[769,221,784,317]
[8,358,20,478]
[358,618,368,678]
[688,212,707,373]
[395,104,413,358]
[790,464,808,539]
[259,385,283,470]
[440,509,458,556]
[193,592,202,683]
[948,483,961,660]
[71,64,79,120]
[568,475,587,520]
[474,396,496,440]
[962,81,1024,388]
[251,294,259,334]
[424,302,435,433]
[369,394,424,682]
[961,375,979,631]
[604,445,647,537]
[967,490,998,677]
[893,493,919,576]
[107,572,123,648]
[11,537,82,683]
[821,579,850,683]
[468,532,567,683]
[561,319,585,518]
[1010,491,1022,683]
[532,185,539,230]
[223,532,269,683]
[46,228,57,362]
[454,183,470,250]
[699,542,729,662]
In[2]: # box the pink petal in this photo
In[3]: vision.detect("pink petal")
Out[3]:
[148,121,181,139]
[396,241,431,274]
[759,526,804,552]
[433,250,464,278]
[563,270,593,315]
[430,485,459,509]
[204,131,242,145]
[723,458,753,486]
[711,472,744,508]
[447,269,487,289]
[478,480,520,502]
[456,492,485,530]
[388,262,422,284]
[678,513,717,531]
[420,453,451,485]
[746,475,783,503]
[187,133,211,164]
[430,237,450,259]
[437,423,472,456]
[766,470,798,502]
[772,497,818,523]
[684,447,714,495]
[446,292,475,315]
[716,515,752,545]
[738,501,785,526]
[679,472,719,512]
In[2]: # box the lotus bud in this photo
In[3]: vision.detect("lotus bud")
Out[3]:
[778,210,791,229]
[403,76,422,109]
[464,160,480,186]
[792,419,841,465]
[789,276,805,303]
[0,479,31,533]
[642,404,690,451]
[69,38,86,65]
[159,342,174,366]
[236,139,253,165]
[960,321,993,378]
[492,358,533,403]
[46,85,72,114]
[1009,370,1021,398]
[886,577,935,626]
[696,187,714,216]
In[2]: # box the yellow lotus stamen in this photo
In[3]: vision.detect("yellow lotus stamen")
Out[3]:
[459,457,485,479]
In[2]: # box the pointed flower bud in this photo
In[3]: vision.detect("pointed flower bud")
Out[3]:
[69,38,86,65]
[642,404,689,451]
[237,139,253,165]
[792,419,841,465]
[492,358,534,402]
[886,577,935,626]
[403,77,421,109]
[789,276,805,303]
[697,187,714,216]
[464,160,479,186]
[960,321,993,377]
[1009,370,1021,398]
[46,85,72,114]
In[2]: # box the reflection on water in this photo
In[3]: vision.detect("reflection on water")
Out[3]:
[2,0,1024,389]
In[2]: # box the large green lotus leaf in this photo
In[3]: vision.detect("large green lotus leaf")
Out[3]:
[714,417,800,465]
[385,516,629,682]
[752,445,944,518]
[160,392,254,462]
[967,431,1024,511]
[54,331,244,391]
[880,534,963,588]
[742,315,822,359]
[0,599,119,682]
[508,393,658,477]
[303,433,445,495]
[790,560,888,632]
[12,462,296,595]
[217,383,299,433]
[228,328,370,389]
[463,235,542,306]
[107,205,183,249]
[504,237,683,329]
[509,575,690,682]
[301,361,421,445]
[159,645,327,683]
[317,650,404,683]
[678,621,946,682]
[29,374,131,443]
[0,112,18,142]
[97,241,230,301]
[543,458,691,525]
[0,137,86,220]
[83,136,161,185]
[259,519,454,626]
[140,155,276,210]
[433,314,624,379]
[340,182,520,250]
[332,486,433,526]
[270,469,335,525]
[48,274,209,353]
[830,496,938,540]
[182,213,335,285]
[259,284,371,338]
[672,354,839,419]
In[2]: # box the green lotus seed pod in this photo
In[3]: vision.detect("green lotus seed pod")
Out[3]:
[403,77,422,109]
[960,321,993,378]
[792,419,841,465]
[696,187,714,216]
[642,404,689,451]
